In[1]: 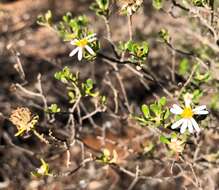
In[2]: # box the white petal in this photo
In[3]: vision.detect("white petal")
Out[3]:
[70,39,78,45]
[171,119,184,129]
[170,104,183,115]
[180,119,188,134]
[194,110,209,115]
[85,45,95,55]
[69,47,79,57]
[191,118,201,133]
[192,105,206,112]
[78,48,83,61]
[187,119,194,133]
[184,99,191,107]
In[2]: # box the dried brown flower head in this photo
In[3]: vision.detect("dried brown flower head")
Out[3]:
[168,138,184,153]
[10,107,39,136]
[118,0,143,15]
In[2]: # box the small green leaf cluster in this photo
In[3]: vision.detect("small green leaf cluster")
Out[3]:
[90,0,110,17]
[31,159,52,177]
[82,79,99,97]
[54,67,106,107]
[46,104,61,114]
[58,13,89,41]
[37,11,100,56]
[55,66,79,84]
[192,0,207,6]
[97,149,118,164]
[37,10,53,27]
[136,97,170,127]
[158,28,170,43]
[120,40,149,64]
[178,59,211,103]
[152,0,163,10]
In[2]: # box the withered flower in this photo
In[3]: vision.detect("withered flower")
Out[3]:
[10,107,39,136]
[118,0,143,15]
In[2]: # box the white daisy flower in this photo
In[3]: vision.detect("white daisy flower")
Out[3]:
[170,98,208,134]
[69,33,97,61]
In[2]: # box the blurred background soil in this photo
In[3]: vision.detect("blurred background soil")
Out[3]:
[0,0,219,190]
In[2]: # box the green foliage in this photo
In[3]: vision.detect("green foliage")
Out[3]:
[31,159,52,177]
[46,104,61,113]
[153,0,163,10]
[57,14,89,40]
[120,40,149,64]
[142,142,154,154]
[192,89,203,104]
[179,63,211,102]
[192,0,207,6]
[37,11,93,41]
[82,79,99,97]
[193,68,211,85]
[54,67,106,106]
[135,97,169,127]
[97,149,118,164]
[83,39,100,61]
[141,104,150,119]
[210,93,219,111]
[37,10,53,27]
[90,0,110,17]
[178,58,189,76]
[54,67,79,84]
[160,135,170,144]
[159,28,169,43]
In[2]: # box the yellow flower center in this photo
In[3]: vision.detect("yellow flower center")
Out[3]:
[181,107,193,118]
[75,38,88,47]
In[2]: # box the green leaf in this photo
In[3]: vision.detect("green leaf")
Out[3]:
[163,109,170,120]
[153,0,163,10]
[192,0,207,6]
[192,89,203,104]
[97,0,109,10]
[37,10,52,26]
[158,97,166,106]
[179,58,189,76]
[150,103,160,116]
[68,91,76,103]
[160,135,170,144]
[141,104,150,118]
[47,104,61,113]
[171,132,177,139]
[158,28,169,43]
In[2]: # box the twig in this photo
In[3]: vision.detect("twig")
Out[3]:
[80,102,99,128]
[59,156,94,177]
[103,16,112,42]
[178,64,198,98]
[115,71,132,113]
[33,130,50,144]
[15,80,50,120]
[3,132,35,156]
[97,52,134,65]
[128,15,133,41]
[171,50,176,82]
[127,165,140,190]
[81,108,101,121]
[171,0,189,11]
[103,76,119,114]
[209,0,215,25]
